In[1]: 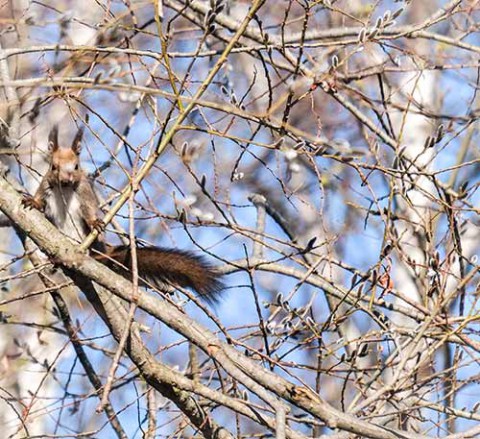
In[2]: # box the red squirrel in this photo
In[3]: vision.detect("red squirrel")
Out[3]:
[23,125,223,303]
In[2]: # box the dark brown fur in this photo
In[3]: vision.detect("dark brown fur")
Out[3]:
[95,246,224,304]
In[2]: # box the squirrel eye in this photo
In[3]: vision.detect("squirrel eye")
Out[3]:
[74,164,79,171]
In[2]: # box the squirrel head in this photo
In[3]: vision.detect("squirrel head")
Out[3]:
[47,125,84,186]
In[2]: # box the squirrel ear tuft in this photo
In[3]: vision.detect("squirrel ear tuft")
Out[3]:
[71,126,84,155]
[48,125,59,152]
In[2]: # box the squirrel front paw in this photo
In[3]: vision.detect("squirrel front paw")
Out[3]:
[22,195,43,211]
[88,218,105,233]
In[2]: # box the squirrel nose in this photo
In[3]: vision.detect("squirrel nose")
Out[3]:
[61,172,74,183]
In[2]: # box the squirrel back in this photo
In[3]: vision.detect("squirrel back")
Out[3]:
[24,124,224,303]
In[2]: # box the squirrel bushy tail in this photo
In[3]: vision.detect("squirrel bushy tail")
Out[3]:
[93,245,224,304]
